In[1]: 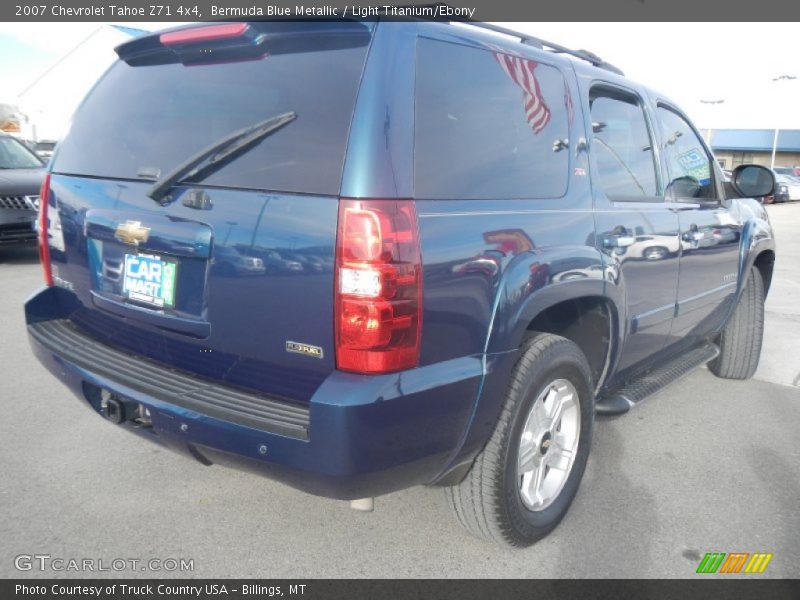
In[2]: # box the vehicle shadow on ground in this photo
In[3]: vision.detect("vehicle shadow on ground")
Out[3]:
[550,422,659,577]
[0,247,39,265]
[747,445,800,575]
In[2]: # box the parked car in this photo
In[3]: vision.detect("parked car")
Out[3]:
[33,140,57,162]
[773,173,800,202]
[211,245,266,276]
[244,247,303,274]
[620,233,682,261]
[772,166,800,178]
[0,132,45,247]
[26,21,776,547]
[284,251,326,273]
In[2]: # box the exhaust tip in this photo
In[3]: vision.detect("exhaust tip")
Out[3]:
[349,497,374,512]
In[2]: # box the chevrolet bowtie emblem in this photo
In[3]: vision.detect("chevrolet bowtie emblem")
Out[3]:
[114,221,150,245]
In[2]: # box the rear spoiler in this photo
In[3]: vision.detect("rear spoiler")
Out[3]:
[115,21,373,66]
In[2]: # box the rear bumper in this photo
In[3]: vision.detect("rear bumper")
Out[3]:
[25,286,484,500]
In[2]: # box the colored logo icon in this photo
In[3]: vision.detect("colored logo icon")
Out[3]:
[696,552,773,574]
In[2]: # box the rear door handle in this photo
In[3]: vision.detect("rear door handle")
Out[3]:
[604,234,636,248]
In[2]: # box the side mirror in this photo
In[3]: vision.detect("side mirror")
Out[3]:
[731,164,775,198]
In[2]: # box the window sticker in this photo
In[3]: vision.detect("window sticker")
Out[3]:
[677,148,711,184]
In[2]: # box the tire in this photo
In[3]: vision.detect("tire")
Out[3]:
[444,333,594,547]
[709,266,765,380]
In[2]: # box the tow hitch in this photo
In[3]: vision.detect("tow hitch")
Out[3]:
[100,390,125,424]
[99,389,152,426]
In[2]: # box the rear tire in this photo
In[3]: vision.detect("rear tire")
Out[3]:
[444,333,594,547]
[709,267,765,380]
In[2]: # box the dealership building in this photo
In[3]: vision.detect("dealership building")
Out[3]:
[707,129,800,170]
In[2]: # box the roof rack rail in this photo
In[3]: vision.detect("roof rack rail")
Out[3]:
[437,14,625,76]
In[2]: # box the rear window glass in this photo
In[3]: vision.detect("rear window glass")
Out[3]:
[414,38,571,200]
[53,23,371,195]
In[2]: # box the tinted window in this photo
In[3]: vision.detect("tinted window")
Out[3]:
[590,91,658,200]
[657,106,715,200]
[53,24,370,195]
[0,136,43,169]
[415,39,571,199]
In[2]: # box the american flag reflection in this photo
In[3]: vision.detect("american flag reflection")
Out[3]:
[493,51,551,134]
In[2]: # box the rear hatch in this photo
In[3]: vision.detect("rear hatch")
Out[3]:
[46,21,373,403]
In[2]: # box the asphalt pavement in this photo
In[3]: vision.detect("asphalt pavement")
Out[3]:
[0,204,798,578]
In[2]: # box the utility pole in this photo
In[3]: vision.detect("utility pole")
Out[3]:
[699,99,725,145]
[770,75,797,169]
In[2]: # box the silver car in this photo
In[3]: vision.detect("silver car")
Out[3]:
[0,133,45,247]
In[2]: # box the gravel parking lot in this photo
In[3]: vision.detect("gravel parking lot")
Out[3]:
[1,204,798,579]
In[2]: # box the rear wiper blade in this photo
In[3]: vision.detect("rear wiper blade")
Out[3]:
[147,111,297,204]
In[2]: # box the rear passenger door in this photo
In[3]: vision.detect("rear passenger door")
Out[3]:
[588,86,680,375]
[655,104,742,342]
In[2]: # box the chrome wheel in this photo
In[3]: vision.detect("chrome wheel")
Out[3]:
[517,378,581,511]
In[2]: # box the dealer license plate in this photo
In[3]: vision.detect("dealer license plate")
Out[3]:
[122,253,177,308]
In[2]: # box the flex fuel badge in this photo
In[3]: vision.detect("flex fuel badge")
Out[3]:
[286,341,323,359]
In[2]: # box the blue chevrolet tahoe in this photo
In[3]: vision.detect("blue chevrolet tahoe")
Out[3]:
[26,20,776,546]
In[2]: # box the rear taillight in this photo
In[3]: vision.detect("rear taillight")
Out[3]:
[38,173,53,287]
[335,199,422,374]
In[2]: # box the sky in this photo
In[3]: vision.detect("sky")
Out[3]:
[1,22,155,97]
[503,22,800,131]
[1,21,798,139]
[0,22,171,139]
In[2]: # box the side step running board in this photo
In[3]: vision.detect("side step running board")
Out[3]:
[595,343,720,416]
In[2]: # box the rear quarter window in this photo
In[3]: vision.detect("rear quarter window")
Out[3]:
[414,38,571,200]
[52,24,371,196]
